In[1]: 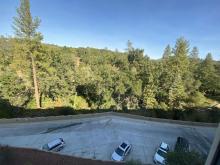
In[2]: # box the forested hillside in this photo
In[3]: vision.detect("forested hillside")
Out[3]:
[0,37,220,110]
[0,0,220,111]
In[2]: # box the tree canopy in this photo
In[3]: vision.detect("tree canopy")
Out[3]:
[0,0,220,110]
[1,35,220,110]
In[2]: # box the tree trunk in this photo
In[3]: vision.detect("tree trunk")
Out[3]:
[31,56,40,109]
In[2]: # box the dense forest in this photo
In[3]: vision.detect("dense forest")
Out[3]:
[1,37,220,110]
[0,0,220,111]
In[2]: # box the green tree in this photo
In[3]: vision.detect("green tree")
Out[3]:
[13,0,42,108]
[166,151,205,165]
[172,38,199,103]
[143,73,157,108]
[189,47,200,76]
[168,74,187,108]
[198,53,219,94]
[172,37,190,76]
[162,45,172,59]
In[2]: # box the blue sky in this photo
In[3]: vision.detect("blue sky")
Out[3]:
[1,0,220,60]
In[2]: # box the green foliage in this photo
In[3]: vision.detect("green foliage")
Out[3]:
[168,74,187,108]
[13,0,41,40]
[0,71,30,106]
[126,159,143,165]
[0,0,220,122]
[143,74,158,108]
[1,3,220,112]
[12,0,43,108]
[1,36,220,111]
[188,91,209,107]
[71,96,89,109]
[166,151,205,165]
[162,44,172,59]
[198,53,220,95]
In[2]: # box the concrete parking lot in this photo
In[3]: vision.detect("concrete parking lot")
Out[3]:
[0,114,217,164]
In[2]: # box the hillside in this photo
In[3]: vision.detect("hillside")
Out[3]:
[0,37,220,111]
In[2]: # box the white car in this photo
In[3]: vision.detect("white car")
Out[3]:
[154,142,169,165]
[112,141,132,161]
[42,138,65,152]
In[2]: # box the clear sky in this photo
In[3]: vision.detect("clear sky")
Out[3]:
[1,0,220,60]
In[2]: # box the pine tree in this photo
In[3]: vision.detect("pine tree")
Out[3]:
[162,45,172,59]
[173,37,190,76]
[189,47,200,76]
[143,73,157,109]
[168,74,187,108]
[13,0,42,108]
[190,47,199,59]
[198,53,218,94]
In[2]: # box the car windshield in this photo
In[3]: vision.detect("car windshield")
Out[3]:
[161,146,169,152]
[157,149,167,158]
[115,147,124,156]
[120,142,127,149]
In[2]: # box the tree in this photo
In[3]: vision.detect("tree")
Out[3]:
[126,40,133,52]
[157,46,174,104]
[162,45,172,59]
[143,73,157,108]
[190,47,199,60]
[13,0,42,108]
[166,151,205,165]
[168,74,187,108]
[189,47,200,76]
[198,53,219,94]
[172,37,190,76]
[0,35,219,110]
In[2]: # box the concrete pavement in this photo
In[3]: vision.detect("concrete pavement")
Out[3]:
[0,114,217,164]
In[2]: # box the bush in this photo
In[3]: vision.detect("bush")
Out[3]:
[166,151,205,165]
[0,99,219,123]
[0,99,14,118]
[126,160,142,165]
[172,109,184,120]
[71,96,89,110]
[189,92,209,107]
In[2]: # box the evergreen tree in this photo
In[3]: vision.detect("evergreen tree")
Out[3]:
[143,73,157,108]
[198,53,218,94]
[190,47,199,59]
[13,0,42,108]
[162,45,172,59]
[1,35,219,110]
[169,74,187,108]
[189,47,200,76]
[173,37,190,76]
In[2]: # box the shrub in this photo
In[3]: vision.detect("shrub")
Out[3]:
[0,99,13,118]
[166,151,205,165]
[126,159,142,165]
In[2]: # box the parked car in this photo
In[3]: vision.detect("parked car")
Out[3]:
[174,137,190,152]
[154,142,169,165]
[111,141,132,161]
[42,138,65,152]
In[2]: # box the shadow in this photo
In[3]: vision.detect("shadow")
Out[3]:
[206,95,220,102]
[0,98,14,118]
[0,97,219,123]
